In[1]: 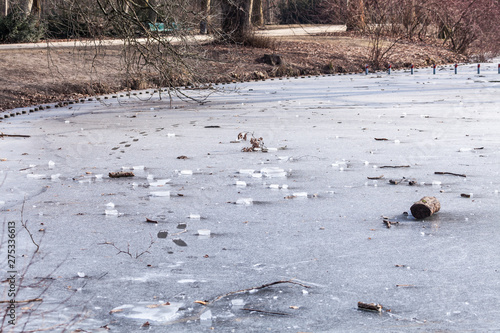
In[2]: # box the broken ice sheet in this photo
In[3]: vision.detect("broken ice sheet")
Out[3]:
[261,167,286,178]
[236,198,253,205]
[173,239,187,247]
[110,302,182,322]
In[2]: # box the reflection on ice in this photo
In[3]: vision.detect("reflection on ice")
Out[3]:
[110,302,182,322]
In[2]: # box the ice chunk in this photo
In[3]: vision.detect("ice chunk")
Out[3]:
[252,173,263,178]
[267,147,278,152]
[180,170,193,175]
[149,179,171,187]
[150,191,171,197]
[133,165,145,170]
[198,229,211,236]
[95,174,103,180]
[106,202,115,208]
[394,139,400,144]
[239,169,255,175]
[189,214,201,219]
[432,181,442,186]
[50,174,61,180]
[167,133,176,137]
[77,272,86,278]
[269,184,280,189]
[105,209,119,216]
[200,309,212,321]
[282,184,289,190]
[121,166,133,171]
[147,174,154,180]
[231,299,245,307]
[261,167,286,178]
[293,192,308,198]
[236,180,247,187]
[27,174,46,179]
[459,148,472,152]
[236,198,253,205]
[0,201,5,205]
[48,160,55,169]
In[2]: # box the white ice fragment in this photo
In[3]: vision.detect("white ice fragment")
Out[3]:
[432,181,442,186]
[339,167,344,172]
[236,181,247,187]
[278,156,289,160]
[198,229,211,236]
[147,174,154,180]
[150,191,171,197]
[50,174,61,180]
[167,133,176,137]
[236,198,253,205]
[495,190,499,195]
[239,169,255,175]
[200,309,212,321]
[394,139,400,144]
[29,164,36,168]
[252,173,263,178]
[189,213,201,219]
[372,165,378,169]
[468,193,474,198]
[121,166,132,171]
[149,179,171,187]
[261,167,286,178]
[105,209,119,216]
[0,201,5,205]
[106,202,115,208]
[269,184,280,189]
[133,165,145,170]
[64,120,70,124]
[302,289,309,295]
[231,299,245,307]
[38,212,43,216]
[331,163,339,168]
[364,161,369,166]
[282,184,289,190]
[95,174,103,180]
[48,160,55,169]
[150,108,155,110]
[27,174,46,179]
[180,170,193,175]
[293,192,308,198]
[77,272,86,278]
[267,147,278,152]
[459,148,472,152]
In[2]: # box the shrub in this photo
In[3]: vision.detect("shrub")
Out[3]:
[0,9,45,43]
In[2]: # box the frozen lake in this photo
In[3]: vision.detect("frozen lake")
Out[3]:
[1,64,500,332]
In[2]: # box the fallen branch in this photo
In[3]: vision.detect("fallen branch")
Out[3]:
[0,133,31,138]
[0,298,42,304]
[434,171,466,177]
[211,279,311,304]
[241,308,290,316]
[367,175,384,180]
[374,138,389,141]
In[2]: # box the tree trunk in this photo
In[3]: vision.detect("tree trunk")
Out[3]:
[3,0,8,17]
[221,0,253,40]
[410,196,441,219]
[253,0,264,27]
[200,0,211,34]
[346,0,365,31]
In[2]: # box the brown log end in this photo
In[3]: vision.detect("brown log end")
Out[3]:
[410,196,440,219]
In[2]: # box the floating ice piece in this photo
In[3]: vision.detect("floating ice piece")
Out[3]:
[64,120,70,124]
[147,174,155,180]
[252,173,263,178]
[459,148,472,152]
[261,167,286,178]
[394,139,400,144]
[432,181,442,186]
[27,174,46,179]
[150,191,171,197]
[267,147,278,152]
[269,184,280,189]
[149,179,171,187]
[293,192,308,198]
[105,209,119,216]
[302,289,309,295]
[121,166,133,171]
[277,156,289,160]
[495,190,499,195]
[239,169,255,175]
[110,302,182,322]
[198,229,211,236]
[200,309,212,321]
[236,198,253,205]
[77,272,86,278]
[231,299,245,307]
[167,133,176,137]
[236,181,247,187]
[48,160,55,169]
[133,165,145,170]
[364,161,370,166]
[50,174,60,180]
[180,170,193,175]
[0,201,5,205]
[282,184,289,190]
[95,174,103,180]
[106,202,115,208]
[189,214,201,219]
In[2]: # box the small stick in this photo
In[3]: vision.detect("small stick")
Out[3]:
[109,171,135,178]
[0,298,42,304]
[434,171,466,177]
[358,302,382,312]
[241,308,290,316]
[374,138,389,141]
[379,165,410,169]
[367,175,384,180]
[0,133,31,138]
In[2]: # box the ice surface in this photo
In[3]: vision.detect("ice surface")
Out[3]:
[3,64,500,332]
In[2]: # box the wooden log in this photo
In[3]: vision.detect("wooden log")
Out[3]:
[357,302,382,312]
[410,196,440,219]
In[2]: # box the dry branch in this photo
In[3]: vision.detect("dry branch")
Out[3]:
[358,302,382,312]
[434,171,466,177]
[0,133,31,138]
[0,298,42,304]
[241,308,290,316]
[379,165,410,169]
[108,171,134,178]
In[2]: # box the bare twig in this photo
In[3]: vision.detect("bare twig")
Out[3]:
[434,171,466,177]
[99,234,155,259]
[0,133,31,138]
[379,165,410,169]
[0,298,43,304]
[241,308,290,316]
[21,198,40,253]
